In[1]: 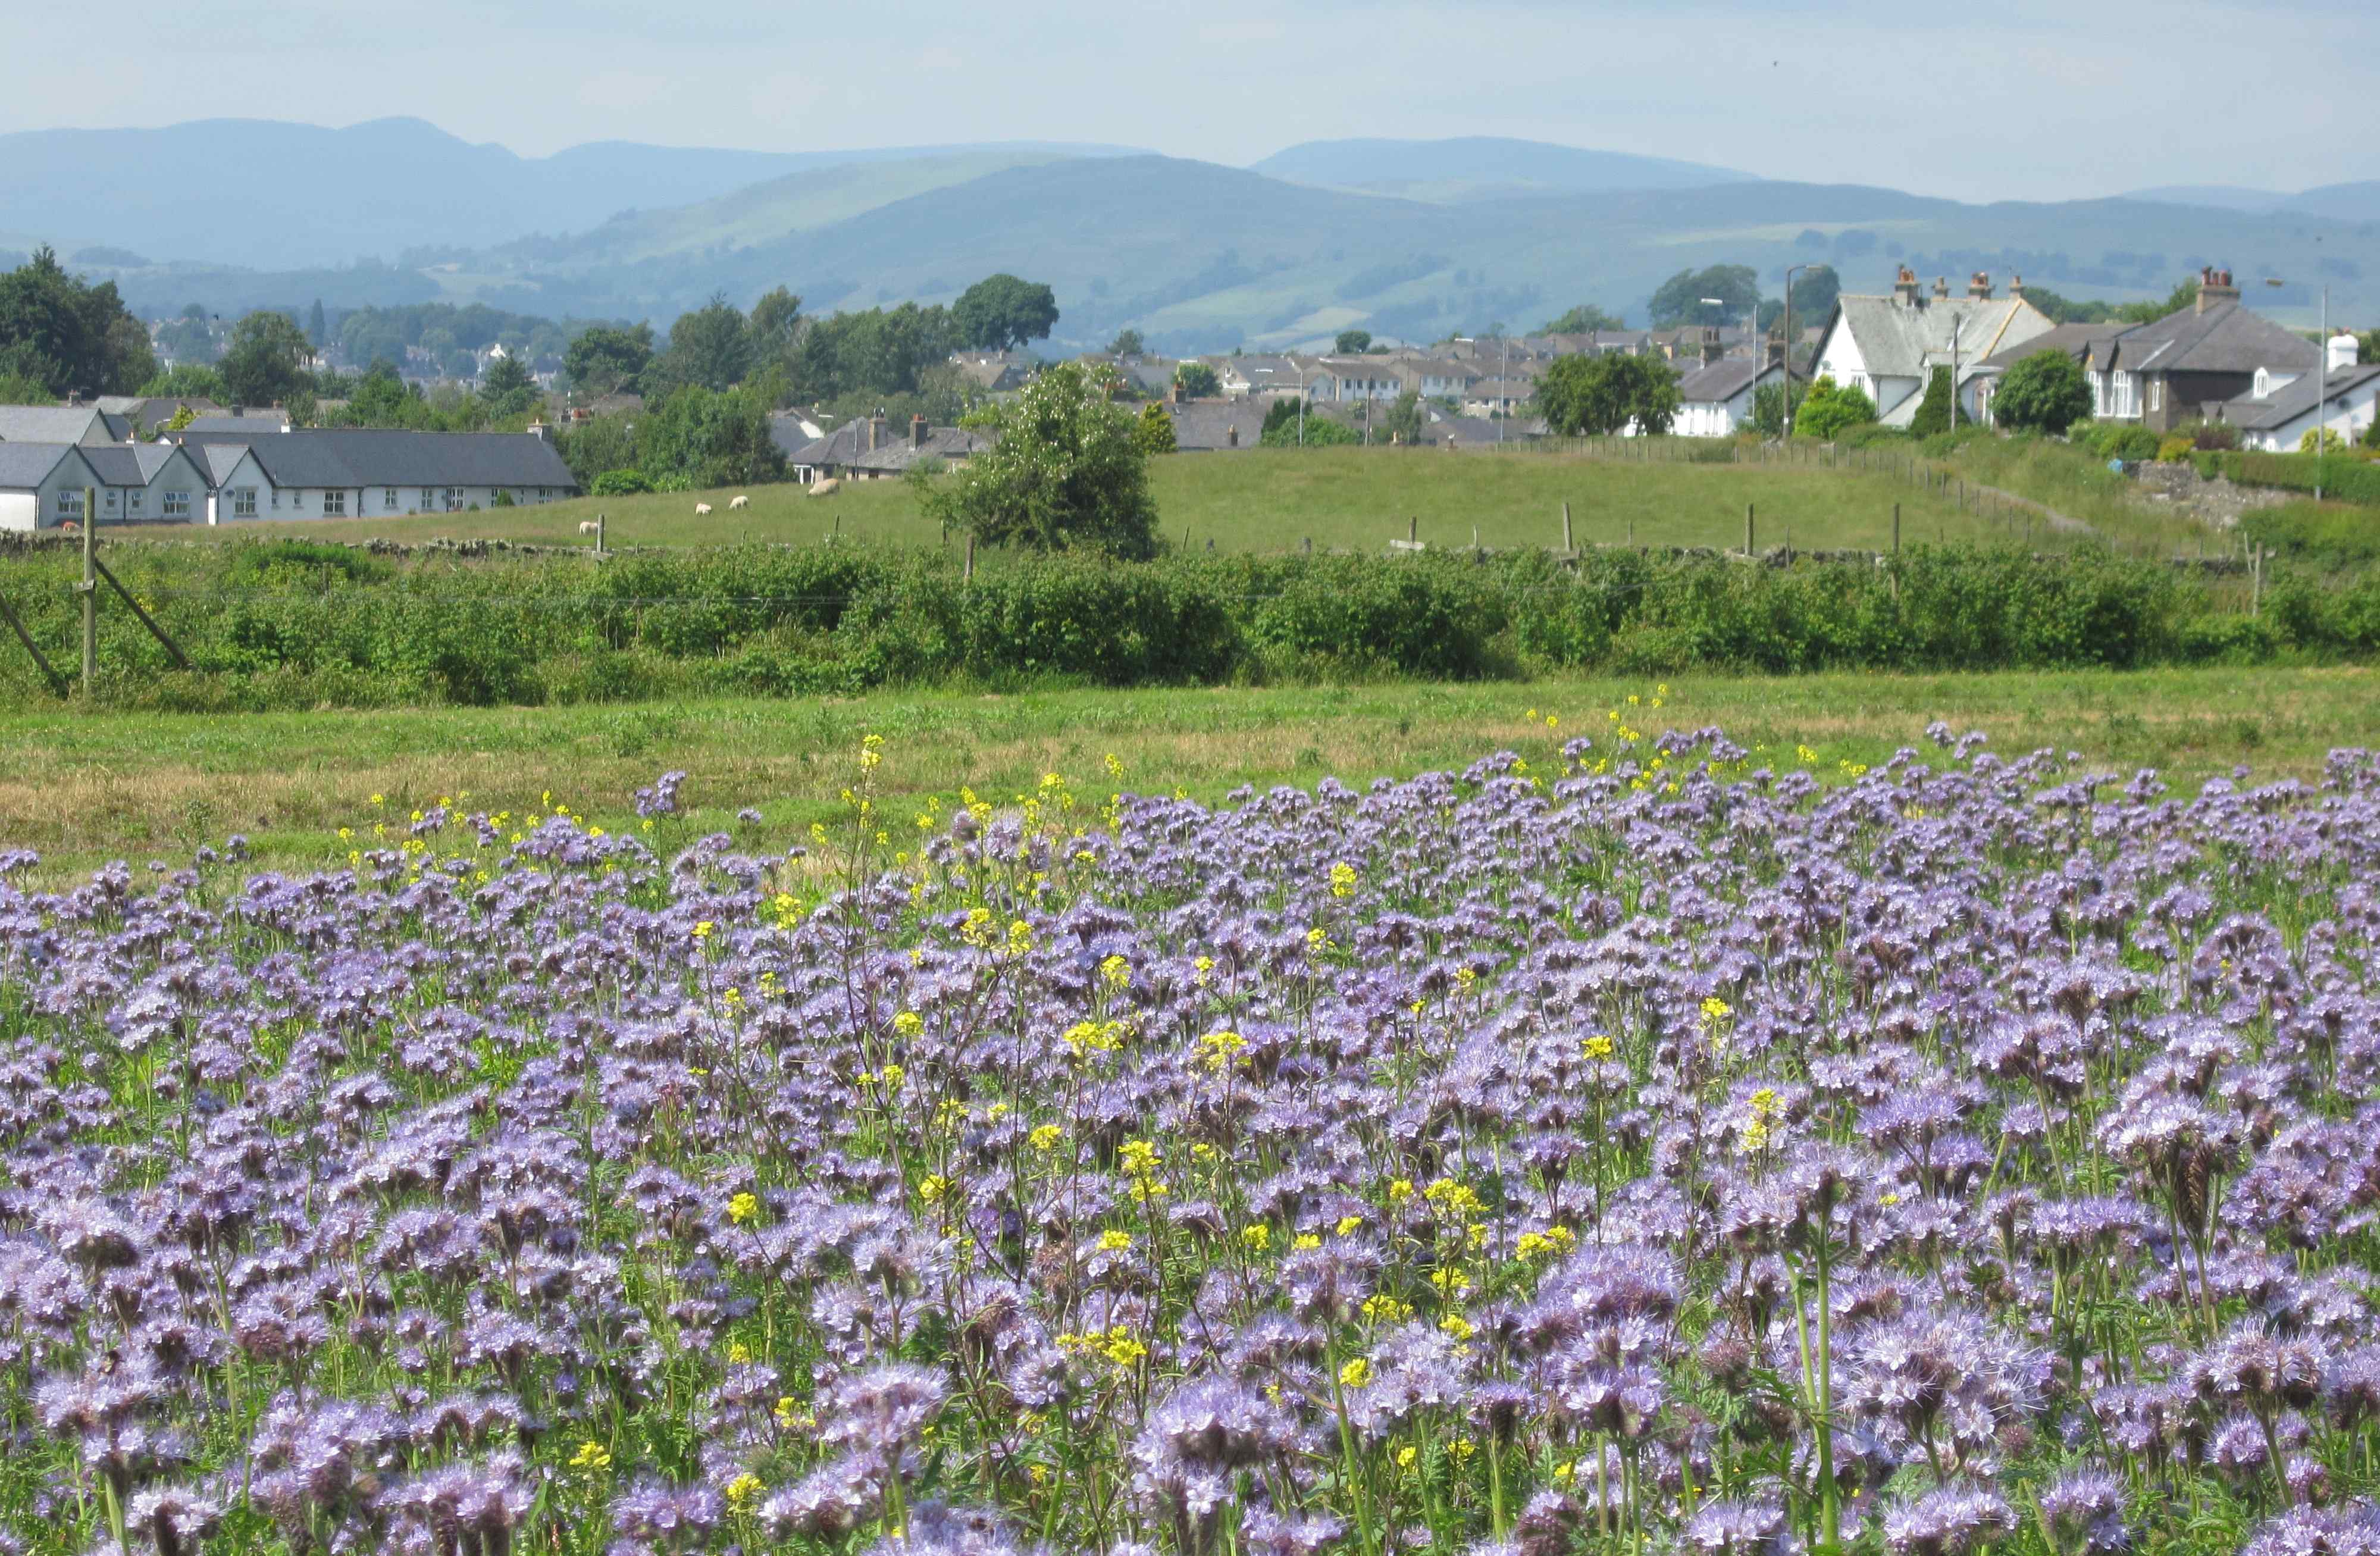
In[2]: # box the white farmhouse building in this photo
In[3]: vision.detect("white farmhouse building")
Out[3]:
[1673,358,1784,438]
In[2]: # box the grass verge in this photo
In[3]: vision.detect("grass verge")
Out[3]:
[2,665,2366,878]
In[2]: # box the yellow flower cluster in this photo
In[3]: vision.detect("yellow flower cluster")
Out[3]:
[1057,1325,1147,1369]
[1197,1028,1247,1073]
[726,1192,761,1226]
[1329,862,1359,898]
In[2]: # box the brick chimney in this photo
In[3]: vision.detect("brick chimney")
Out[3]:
[911,415,928,449]
[2008,273,2025,299]
[1893,267,1921,306]
[866,415,885,452]
[1699,327,1723,367]
[2197,267,2239,313]
[1931,276,1950,300]
[1968,271,1993,300]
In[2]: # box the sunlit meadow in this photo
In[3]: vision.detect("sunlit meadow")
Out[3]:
[6,703,2380,1556]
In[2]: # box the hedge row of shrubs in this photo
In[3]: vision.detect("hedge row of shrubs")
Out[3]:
[0,541,2370,709]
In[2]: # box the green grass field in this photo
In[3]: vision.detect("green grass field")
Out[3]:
[136,445,2176,556]
[4,666,2363,878]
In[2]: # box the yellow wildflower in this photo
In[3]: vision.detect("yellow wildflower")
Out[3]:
[1339,1357,1371,1390]
[1241,1223,1271,1253]
[726,1192,760,1226]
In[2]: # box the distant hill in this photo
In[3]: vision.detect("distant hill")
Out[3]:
[48,148,2377,353]
[0,118,1146,269]
[1252,137,1755,202]
[2127,181,2380,224]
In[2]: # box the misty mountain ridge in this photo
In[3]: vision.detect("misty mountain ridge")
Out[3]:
[4,118,2373,353]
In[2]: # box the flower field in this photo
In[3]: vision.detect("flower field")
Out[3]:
[7,717,2380,1556]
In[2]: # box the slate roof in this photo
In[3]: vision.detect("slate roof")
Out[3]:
[1158,400,1261,452]
[180,415,292,436]
[787,420,990,473]
[1827,294,2056,382]
[0,406,111,443]
[0,443,88,489]
[1975,321,2130,371]
[2218,362,2380,431]
[2102,300,2320,377]
[171,430,577,489]
[95,395,221,428]
[82,444,192,486]
[1676,358,1773,405]
[198,444,255,486]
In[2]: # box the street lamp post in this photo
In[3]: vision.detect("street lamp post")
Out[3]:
[2266,278,2331,499]
[1781,264,1810,440]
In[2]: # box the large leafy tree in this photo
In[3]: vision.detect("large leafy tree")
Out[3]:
[1991,350,2093,435]
[640,384,785,489]
[953,274,1060,353]
[563,324,654,398]
[1539,303,1624,334]
[1173,362,1221,399]
[650,296,753,396]
[791,303,960,402]
[0,247,156,396]
[1537,353,1681,436]
[480,352,540,418]
[1648,265,1759,328]
[925,362,1156,558]
[1334,330,1373,355]
[1792,375,1880,440]
[218,309,316,406]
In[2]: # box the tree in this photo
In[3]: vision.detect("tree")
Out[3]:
[1380,391,1427,446]
[1991,350,2094,435]
[1260,398,1360,447]
[1648,265,1759,328]
[650,296,752,396]
[1787,267,1840,328]
[640,384,786,489]
[1536,353,1681,436]
[1540,304,1624,335]
[1908,365,1965,437]
[1173,362,1221,399]
[306,299,328,349]
[565,324,655,398]
[218,309,316,406]
[1133,400,1178,454]
[925,362,1157,558]
[0,247,157,397]
[2115,278,2200,325]
[748,288,803,362]
[1107,328,1145,357]
[2357,329,2379,367]
[480,352,540,418]
[953,274,1060,353]
[1792,376,1879,440]
[1749,380,1806,437]
[139,362,226,400]
[1335,330,1373,355]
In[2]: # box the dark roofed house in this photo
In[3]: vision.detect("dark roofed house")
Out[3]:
[1160,399,1258,453]
[0,404,121,446]
[788,415,991,481]
[169,427,578,519]
[82,443,209,525]
[0,443,104,531]
[1673,357,1784,437]
[95,395,223,433]
[2087,268,2321,431]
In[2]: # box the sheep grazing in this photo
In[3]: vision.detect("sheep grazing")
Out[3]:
[578,520,600,536]
[694,502,713,515]
[728,495,750,511]
[807,478,841,499]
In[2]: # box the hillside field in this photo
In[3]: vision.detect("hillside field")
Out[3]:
[2,665,2364,876]
[144,444,2183,556]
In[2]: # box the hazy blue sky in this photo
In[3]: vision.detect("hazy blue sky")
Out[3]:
[5,0,2373,202]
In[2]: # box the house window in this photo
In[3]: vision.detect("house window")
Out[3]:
[384,488,398,511]
[233,487,258,518]
[56,489,83,521]
[129,489,144,516]
[2112,372,2135,417]
[162,490,190,519]
[322,490,346,516]
[104,489,121,514]
[2149,380,2163,412]
[271,490,281,511]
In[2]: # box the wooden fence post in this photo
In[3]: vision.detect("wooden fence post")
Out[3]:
[0,587,65,696]
[964,533,976,586]
[1745,503,1755,556]
[79,489,96,697]
[1409,515,1418,546]
[596,512,606,554]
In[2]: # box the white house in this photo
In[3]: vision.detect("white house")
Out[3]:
[167,427,580,519]
[84,443,209,525]
[1806,270,2057,428]
[1307,359,1405,403]
[1673,358,1785,438]
[2216,335,2380,452]
[0,443,106,531]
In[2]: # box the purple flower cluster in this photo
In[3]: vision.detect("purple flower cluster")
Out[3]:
[3,725,2380,1555]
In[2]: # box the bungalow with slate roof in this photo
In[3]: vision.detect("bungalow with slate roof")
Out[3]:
[0,443,105,531]
[1807,270,2056,428]
[0,404,125,446]
[165,427,578,519]
[83,443,208,525]
[786,415,991,482]
[1673,357,1786,439]
[2212,334,2380,452]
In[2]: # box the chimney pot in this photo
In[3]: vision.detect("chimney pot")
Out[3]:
[1968,271,1993,299]
[2009,273,2025,297]
[2196,267,2240,314]
[912,414,928,449]
[1932,276,1949,300]
[1893,267,1920,306]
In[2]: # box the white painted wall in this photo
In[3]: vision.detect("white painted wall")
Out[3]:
[0,493,36,533]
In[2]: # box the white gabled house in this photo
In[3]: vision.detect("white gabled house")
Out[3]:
[0,443,105,531]
[1806,270,2056,428]
[84,443,209,525]
[1673,357,1784,439]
